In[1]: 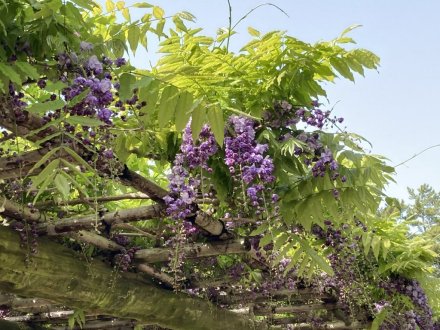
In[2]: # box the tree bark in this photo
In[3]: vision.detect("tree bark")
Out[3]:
[0,226,260,330]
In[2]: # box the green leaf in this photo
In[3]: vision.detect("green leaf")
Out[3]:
[105,0,115,12]
[156,19,165,36]
[34,132,62,146]
[71,0,94,10]
[178,11,196,22]
[122,8,130,21]
[45,81,68,92]
[60,160,93,188]
[65,116,103,127]
[77,310,86,326]
[119,73,136,101]
[27,99,66,114]
[62,147,95,172]
[303,242,334,276]
[54,173,70,199]
[33,171,57,203]
[14,61,40,80]
[116,1,125,10]
[27,147,61,176]
[191,104,207,141]
[330,57,354,81]
[371,307,389,330]
[158,85,179,128]
[152,6,164,19]
[30,159,60,190]
[172,16,187,32]
[382,238,391,260]
[68,314,75,330]
[68,88,90,107]
[206,104,224,145]
[362,232,373,256]
[0,63,22,86]
[340,24,362,37]
[174,92,193,131]
[247,26,260,37]
[284,247,303,276]
[297,256,309,277]
[133,3,153,8]
[371,235,381,261]
[259,233,273,248]
[250,222,269,236]
[128,25,140,54]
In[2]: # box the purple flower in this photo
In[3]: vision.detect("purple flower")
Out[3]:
[80,41,93,51]
[86,55,103,75]
[165,122,218,220]
[97,108,112,122]
[102,149,114,159]
[37,79,46,89]
[115,57,127,67]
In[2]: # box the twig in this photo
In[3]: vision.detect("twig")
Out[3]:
[394,144,440,167]
[226,0,232,52]
[112,222,156,239]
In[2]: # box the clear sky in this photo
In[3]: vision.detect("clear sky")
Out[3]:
[114,0,440,201]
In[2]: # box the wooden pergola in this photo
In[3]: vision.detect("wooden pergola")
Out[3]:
[0,95,369,329]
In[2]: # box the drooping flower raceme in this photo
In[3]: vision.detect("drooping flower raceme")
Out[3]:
[225,116,275,209]
[165,123,218,220]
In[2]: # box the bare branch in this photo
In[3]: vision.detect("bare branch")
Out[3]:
[135,240,248,263]
[70,230,123,251]
[112,223,156,239]
[40,204,163,234]
[137,264,174,288]
[0,196,44,222]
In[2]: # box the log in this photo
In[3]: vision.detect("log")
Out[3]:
[0,226,262,330]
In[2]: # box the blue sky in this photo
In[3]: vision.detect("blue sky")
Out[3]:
[116,0,440,201]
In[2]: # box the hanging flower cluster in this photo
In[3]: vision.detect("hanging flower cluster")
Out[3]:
[225,115,276,210]
[164,123,218,220]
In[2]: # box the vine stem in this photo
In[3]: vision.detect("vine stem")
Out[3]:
[226,0,232,52]
[394,144,440,167]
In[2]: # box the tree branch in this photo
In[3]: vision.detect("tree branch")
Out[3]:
[39,204,163,234]
[135,240,248,263]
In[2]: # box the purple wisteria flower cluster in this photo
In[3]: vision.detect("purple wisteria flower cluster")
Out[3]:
[225,116,276,210]
[379,276,434,330]
[262,100,299,129]
[264,101,346,198]
[62,75,113,124]
[263,100,343,130]
[296,100,344,129]
[29,48,130,161]
[164,123,218,220]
